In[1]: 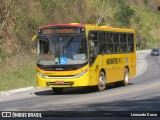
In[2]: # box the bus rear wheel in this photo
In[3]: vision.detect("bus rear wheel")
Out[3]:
[115,68,129,86]
[52,88,63,94]
[97,71,106,91]
[123,68,129,86]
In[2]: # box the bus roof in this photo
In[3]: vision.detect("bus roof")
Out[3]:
[86,25,135,33]
[38,23,86,29]
[38,23,135,33]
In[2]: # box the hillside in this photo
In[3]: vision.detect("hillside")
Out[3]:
[0,0,160,90]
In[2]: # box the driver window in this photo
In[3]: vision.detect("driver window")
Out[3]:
[90,41,98,64]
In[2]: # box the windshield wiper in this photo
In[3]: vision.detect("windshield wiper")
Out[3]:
[64,36,74,48]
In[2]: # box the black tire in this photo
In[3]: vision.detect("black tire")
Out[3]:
[97,71,106,91]
[52,88,63,94]
[115,68,129,87]
[123,68,129,86]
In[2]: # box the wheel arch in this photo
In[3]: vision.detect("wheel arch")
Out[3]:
[125,66,130,73]
[100,68,106,76]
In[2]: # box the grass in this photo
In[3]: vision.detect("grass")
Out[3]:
[0,55,37,91]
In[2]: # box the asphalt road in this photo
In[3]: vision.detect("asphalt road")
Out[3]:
[0,50,160,119]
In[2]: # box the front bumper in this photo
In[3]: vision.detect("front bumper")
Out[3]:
[37,71,89,88]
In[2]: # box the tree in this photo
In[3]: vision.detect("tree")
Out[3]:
[94,0,113,26]
[113,1,135,27]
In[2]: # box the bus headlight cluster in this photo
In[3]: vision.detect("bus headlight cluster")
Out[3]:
[73,70,88,78]
[37,72,46,78]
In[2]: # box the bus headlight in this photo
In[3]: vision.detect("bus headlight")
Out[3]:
[37,72,46,78]
[73,70,88,78]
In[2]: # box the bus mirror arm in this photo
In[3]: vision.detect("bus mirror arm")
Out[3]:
[32,35,37,53]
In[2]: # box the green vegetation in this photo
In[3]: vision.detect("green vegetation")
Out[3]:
[113,1,135,27]
[0,0,160,91]
[131,5,160,49]
[0,56,36,91]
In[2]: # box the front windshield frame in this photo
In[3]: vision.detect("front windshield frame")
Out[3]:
[36,35,88,66]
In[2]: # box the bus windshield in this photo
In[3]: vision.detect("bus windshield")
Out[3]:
[37,36,87,65]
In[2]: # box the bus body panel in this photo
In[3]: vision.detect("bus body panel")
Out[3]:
[87,25,136,85]
[89,53,136,85]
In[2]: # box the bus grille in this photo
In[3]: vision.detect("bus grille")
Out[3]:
[46,82,74,86]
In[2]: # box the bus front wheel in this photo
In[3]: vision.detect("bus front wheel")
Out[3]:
[97,71,106,91]
[52,88,63,94]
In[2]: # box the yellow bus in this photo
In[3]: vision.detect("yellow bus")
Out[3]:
[32,23,136,94]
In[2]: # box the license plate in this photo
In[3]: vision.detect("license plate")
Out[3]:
[55,81,64,84]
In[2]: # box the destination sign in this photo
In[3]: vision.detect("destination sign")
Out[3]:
[41,28,84,35]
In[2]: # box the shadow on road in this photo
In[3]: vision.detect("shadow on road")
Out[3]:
[34,83,134,96]
[76,95,160,111]
[34,87,96,96]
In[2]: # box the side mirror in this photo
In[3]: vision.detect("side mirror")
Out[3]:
[32,35,37,53]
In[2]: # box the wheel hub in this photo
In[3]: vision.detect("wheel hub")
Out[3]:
[99,75,105,87]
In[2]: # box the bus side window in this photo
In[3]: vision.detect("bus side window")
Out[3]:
[120,33,127,53]
[99,43,106,54]
[89,31,99,64]
[90,41,97,57]
[109,44,113,53]
[106,33,113,54]
[98,32,106,54]
[128,34,134,53]
[113,33,119,53]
